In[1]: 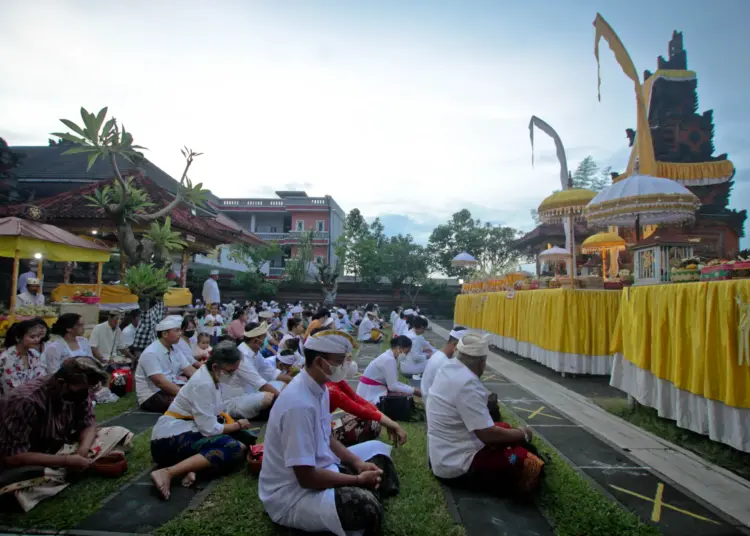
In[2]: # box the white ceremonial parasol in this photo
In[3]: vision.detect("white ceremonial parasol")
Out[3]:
[451,252,478,268]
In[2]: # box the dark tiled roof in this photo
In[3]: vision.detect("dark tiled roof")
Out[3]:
[514,223,594,250]
[0,174,263,247]
[13,144,177,190]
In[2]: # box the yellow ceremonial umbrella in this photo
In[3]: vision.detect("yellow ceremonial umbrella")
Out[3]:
[538,187,597,281]
[581,232,626,279]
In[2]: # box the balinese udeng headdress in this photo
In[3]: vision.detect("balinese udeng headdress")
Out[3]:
[449,328,469,340]
[456,333,490,357]
[304,330,358,355]
[244,322,269,339]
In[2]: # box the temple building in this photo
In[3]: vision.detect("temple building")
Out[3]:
[616,30,745,257]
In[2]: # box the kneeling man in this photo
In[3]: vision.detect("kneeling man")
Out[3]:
[426,333,544,495]
[260,330,399,536]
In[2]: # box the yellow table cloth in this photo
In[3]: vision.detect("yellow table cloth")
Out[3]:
[616,280,750,409]
[51,284,193,307]
[454,289,621,358]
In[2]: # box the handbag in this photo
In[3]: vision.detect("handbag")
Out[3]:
[377,395,414,421]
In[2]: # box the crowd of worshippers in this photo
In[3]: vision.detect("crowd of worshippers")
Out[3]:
[0,290,543,535]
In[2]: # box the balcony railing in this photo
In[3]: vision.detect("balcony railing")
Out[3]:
[219,198,328,208]
[254,231,329,242]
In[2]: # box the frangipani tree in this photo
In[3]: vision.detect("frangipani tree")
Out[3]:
[52,107,208,267]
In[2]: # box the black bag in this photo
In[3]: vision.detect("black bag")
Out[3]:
[378,395,415,421]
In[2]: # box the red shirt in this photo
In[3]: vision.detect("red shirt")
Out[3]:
[327,380,382,422]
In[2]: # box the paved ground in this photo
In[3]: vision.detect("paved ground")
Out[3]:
[430,320,750,536]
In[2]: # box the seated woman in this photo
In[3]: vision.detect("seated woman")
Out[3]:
[426,334,544,496]
[226,308,248,342]
[0,319,47,396]
[0,358,132,511]
[27,317,50,355]
[356,336,422,404]
[330,354,408,447]
[357,311,383,343]
[401,315,435,376]
[259,330,399,536]
[42,314,94,375]
[150,341,256,500]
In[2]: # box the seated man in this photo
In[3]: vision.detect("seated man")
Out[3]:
[220,324,279,420]
[89,311,134,366]
[259,330,399,536]
[420,326,467,401]
[135,316,197,413]
[426,334,544,496]
[357,311,383,343]
[16,277,44,309]
[0,358,132,511]
[401,315,435,376]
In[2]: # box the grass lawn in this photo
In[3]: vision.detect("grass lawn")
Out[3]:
[157,422,464,536]
[95,392,139,422]
[0,430,153,531]
[598,398,750,482]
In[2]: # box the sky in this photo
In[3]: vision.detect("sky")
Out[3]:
[2,0,749,246]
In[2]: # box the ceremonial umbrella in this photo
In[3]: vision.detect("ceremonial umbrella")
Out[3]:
[537,188,597,280]
[581,231,627,279]
[538,246,571,276]
[451,252,478,268]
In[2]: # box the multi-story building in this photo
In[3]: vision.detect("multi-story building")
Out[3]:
[216,191,346,278]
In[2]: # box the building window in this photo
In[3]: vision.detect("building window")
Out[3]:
[295,220,304,232]
[270,226,277,233]
[316,220,325,232]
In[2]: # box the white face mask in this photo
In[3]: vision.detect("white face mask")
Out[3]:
[321,358,347,383]
[345,360,358,378]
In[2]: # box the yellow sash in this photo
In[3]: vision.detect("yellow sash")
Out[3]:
[164,410,236,425]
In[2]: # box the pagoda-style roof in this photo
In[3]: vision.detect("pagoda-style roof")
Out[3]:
[0,174,264,251]
[630,229,699,250]
[513,223,595,254]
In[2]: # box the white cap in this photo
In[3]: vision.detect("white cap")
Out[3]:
[210,270,219,275]
[304,330,356,354]
[26,278,41,286]
[403,309,414,316]
[290,306,303,314]
[258,311,274,319]
[156,315,182,332]
[456,333,490,357]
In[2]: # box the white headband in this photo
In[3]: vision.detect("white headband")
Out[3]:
[456,333,490,357]
[304,330,356,354]
[449,328,469,340]
[277,353,297,365]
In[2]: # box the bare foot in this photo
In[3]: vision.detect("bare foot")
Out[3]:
[181,471,196,488]
[151,468,172,500]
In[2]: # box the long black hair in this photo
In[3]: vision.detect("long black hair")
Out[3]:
[4,319,44,348]
[50,313,82,337]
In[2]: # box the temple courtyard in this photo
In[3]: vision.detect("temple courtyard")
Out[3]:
[0,323,747,536]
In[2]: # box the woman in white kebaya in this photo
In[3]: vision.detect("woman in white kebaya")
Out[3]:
[356,336,422,404]
[401,315,435,376]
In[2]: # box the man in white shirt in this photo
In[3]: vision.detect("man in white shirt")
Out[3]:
[135,316,197,413]
[16,277,45,309]
[121,309,140,348]
[357,311,382,343]
[401,316,434,376]
[90,311,134,365]
[259,330,399,536]
[201,269,220,307]
[222,322,278,419]
[426,333,544,495]
[420,326,467,401]
[17,263,39,294]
